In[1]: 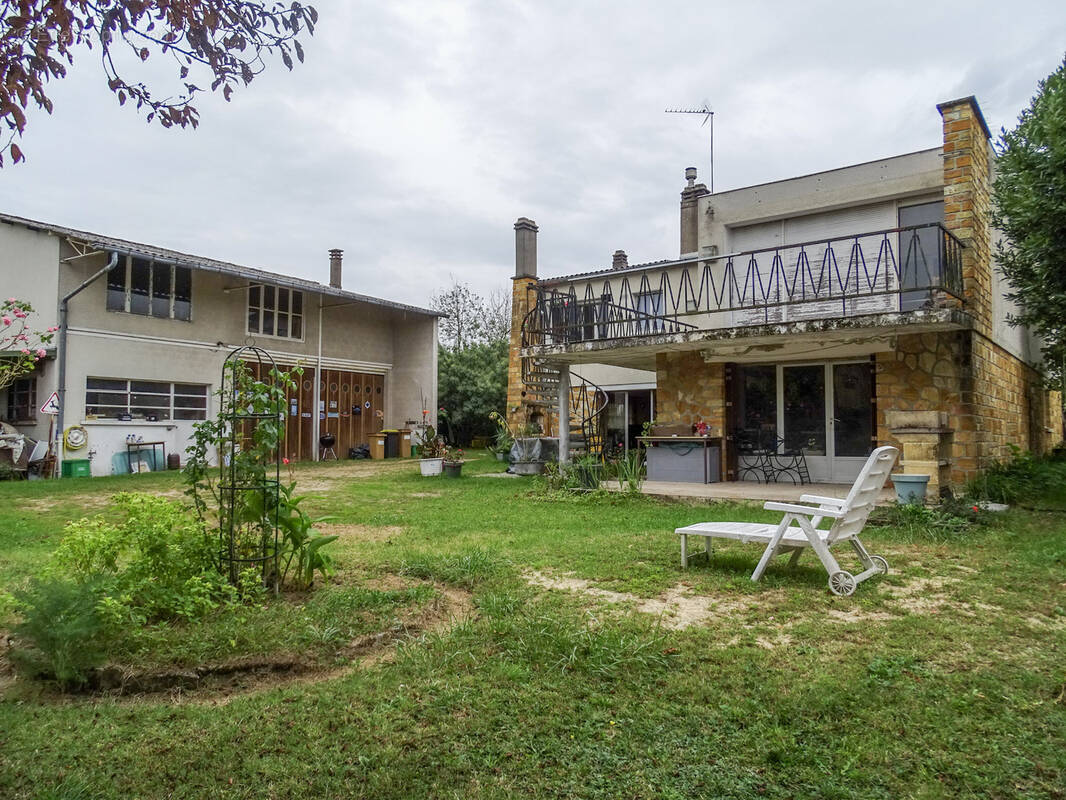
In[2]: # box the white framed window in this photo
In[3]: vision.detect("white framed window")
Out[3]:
[247,284,304,339]
[85,378,208,421]
[106,256,192,320]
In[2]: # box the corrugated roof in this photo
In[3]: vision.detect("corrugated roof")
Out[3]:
[0,212,443,318]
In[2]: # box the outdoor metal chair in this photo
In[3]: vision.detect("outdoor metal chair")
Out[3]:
[734,428,810,484]
[675,445,898,595]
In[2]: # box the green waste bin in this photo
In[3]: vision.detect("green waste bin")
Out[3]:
[61,459,91,478]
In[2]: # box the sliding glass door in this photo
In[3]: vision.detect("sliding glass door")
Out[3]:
[735,361,874,483]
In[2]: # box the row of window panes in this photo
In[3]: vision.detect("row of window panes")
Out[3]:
[85,378,208,420]
[5,378,36,421]
[248,284,303,339]
[107,256,192,320]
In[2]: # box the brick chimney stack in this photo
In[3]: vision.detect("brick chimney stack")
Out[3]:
[328,249,343,289]
[612,250,628,270]
[680,167,710,257]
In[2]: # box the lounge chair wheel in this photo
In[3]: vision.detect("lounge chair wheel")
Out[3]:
[871,556,889,575]
[828,570,856,596]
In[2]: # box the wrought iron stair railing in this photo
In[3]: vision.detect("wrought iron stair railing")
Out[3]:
[519,309,609,457]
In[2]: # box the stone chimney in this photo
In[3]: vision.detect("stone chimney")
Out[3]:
[514,217,538,278]
[612,250,628,270]
[680,167,710,257]
[328,248,343,289]
[937,96,993,337]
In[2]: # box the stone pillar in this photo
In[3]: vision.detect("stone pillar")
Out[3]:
[680,167,710,257]
[557,366,570,464]
[885,410,953,498]
[507,218,539,431]
[937,96,993,337]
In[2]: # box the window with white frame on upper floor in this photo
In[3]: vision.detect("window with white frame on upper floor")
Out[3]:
[247,284,304,339]
[84,378,208,421]
[106,255,192,320]
[5,377,36,422]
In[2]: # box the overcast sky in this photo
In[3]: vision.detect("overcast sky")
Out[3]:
[2,1,1064,309]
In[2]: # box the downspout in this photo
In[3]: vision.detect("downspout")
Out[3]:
[312,296,323,461]
[56,250,119,469]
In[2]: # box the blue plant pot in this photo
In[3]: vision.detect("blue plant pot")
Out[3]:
[893,474,930,505]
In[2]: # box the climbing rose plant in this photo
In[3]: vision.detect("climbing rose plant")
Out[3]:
[0,298,57,391]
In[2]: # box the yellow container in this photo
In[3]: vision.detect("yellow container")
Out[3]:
[369,433,386,460]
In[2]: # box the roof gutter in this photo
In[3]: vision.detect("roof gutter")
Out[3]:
[56,250,119,467]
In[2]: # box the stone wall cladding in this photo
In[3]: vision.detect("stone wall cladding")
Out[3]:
[877,331,1060,485]
[506,277,538,430]
[654,352,726,432]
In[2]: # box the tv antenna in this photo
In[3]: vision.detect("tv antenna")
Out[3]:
[665,102,714,192]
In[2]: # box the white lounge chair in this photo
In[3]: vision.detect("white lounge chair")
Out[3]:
[675,445,898,596]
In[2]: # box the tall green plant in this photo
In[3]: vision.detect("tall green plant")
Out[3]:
[183,359,336,590]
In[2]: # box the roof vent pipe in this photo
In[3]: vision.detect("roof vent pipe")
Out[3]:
[328,249,343,289]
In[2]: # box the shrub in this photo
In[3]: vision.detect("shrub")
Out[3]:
[11,577,111,687]
[48,492,232,624]
[868,501,982,542]
[965,446,1066,505]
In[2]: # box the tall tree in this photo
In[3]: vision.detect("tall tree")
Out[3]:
[993,55,1066,388]
[432,279,509,445]
[0,1,317,166]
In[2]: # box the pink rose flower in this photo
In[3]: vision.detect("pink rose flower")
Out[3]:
[1,316,10,325]
[36,348,46,358]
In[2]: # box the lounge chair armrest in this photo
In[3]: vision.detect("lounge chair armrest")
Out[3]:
[763,501,844,518]
[799,494,846,506]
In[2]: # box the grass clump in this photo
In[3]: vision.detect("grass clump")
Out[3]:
[398,547,504,588]
[965,445,1066,506]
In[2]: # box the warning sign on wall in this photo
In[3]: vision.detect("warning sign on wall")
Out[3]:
[39,392,60,415]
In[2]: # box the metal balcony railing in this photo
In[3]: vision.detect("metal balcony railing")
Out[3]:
[523,223,964,347]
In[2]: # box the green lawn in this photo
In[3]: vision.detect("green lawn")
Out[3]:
[1,455,1064,799]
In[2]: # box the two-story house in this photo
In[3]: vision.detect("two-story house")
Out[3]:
[0,214,439,476]
[507,96,1063,493]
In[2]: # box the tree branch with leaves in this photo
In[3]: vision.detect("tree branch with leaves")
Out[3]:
[1,298,57,392]
[0,0,317,165]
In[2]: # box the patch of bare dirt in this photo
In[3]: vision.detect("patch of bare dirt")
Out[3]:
[883,575,962,614]
[524,570,785,630]
[526,568,1009,632]
[18,493,112,512]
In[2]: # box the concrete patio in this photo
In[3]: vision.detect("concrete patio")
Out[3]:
[606,479,896,505]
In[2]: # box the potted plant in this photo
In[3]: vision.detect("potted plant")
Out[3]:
[417,426,444,476]
[510,423,546,476]
[442,445,465,478]
[488,411,514,462]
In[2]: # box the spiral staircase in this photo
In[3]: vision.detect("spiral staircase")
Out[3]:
[519,309,609,459]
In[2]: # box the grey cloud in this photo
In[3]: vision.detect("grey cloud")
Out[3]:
[1,0,1064,308]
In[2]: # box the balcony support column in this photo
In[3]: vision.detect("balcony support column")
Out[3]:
[557,366,570,465]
